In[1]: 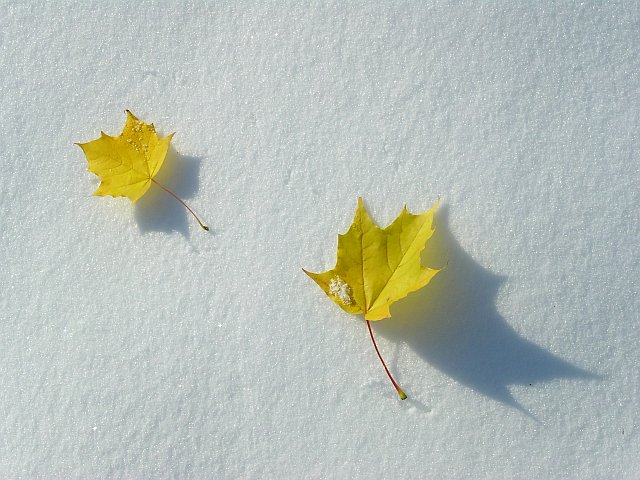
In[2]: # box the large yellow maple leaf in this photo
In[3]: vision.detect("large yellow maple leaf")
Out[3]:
[76,110,207,230]
[304,197,442,399]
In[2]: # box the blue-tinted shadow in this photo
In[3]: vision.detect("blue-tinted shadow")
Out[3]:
[374,205,600,415]
[134,148,204,236]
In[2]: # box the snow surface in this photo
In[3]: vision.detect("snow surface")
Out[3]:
[1,1,639,478]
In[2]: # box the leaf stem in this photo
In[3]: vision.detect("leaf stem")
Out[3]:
[151,178,209,231]
[366,320,407,400]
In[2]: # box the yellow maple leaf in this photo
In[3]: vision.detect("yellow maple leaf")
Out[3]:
[304,197,442,399]
[76,110,208,230]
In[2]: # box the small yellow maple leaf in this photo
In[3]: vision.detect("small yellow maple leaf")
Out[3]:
[304,197,442,399]
[76,110,208,230]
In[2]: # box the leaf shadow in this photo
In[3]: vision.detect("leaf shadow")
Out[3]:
[374,205,601,416]
[134,148,204,237]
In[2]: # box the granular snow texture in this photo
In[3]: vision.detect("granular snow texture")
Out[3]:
[1,2,638,478]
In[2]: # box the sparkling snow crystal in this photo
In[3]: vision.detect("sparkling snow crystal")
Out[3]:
[329,276,353,305]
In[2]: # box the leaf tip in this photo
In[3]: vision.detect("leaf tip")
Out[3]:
[125,109,140,124]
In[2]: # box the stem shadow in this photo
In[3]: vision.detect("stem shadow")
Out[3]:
[374,205,601,415]
[134,148,204,236]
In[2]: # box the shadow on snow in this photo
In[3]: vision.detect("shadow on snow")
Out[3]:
[134,148,204,237]
[373,204,599,416]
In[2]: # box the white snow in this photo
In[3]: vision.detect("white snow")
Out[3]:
[1,1,638,478]
[329,277,353,306]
